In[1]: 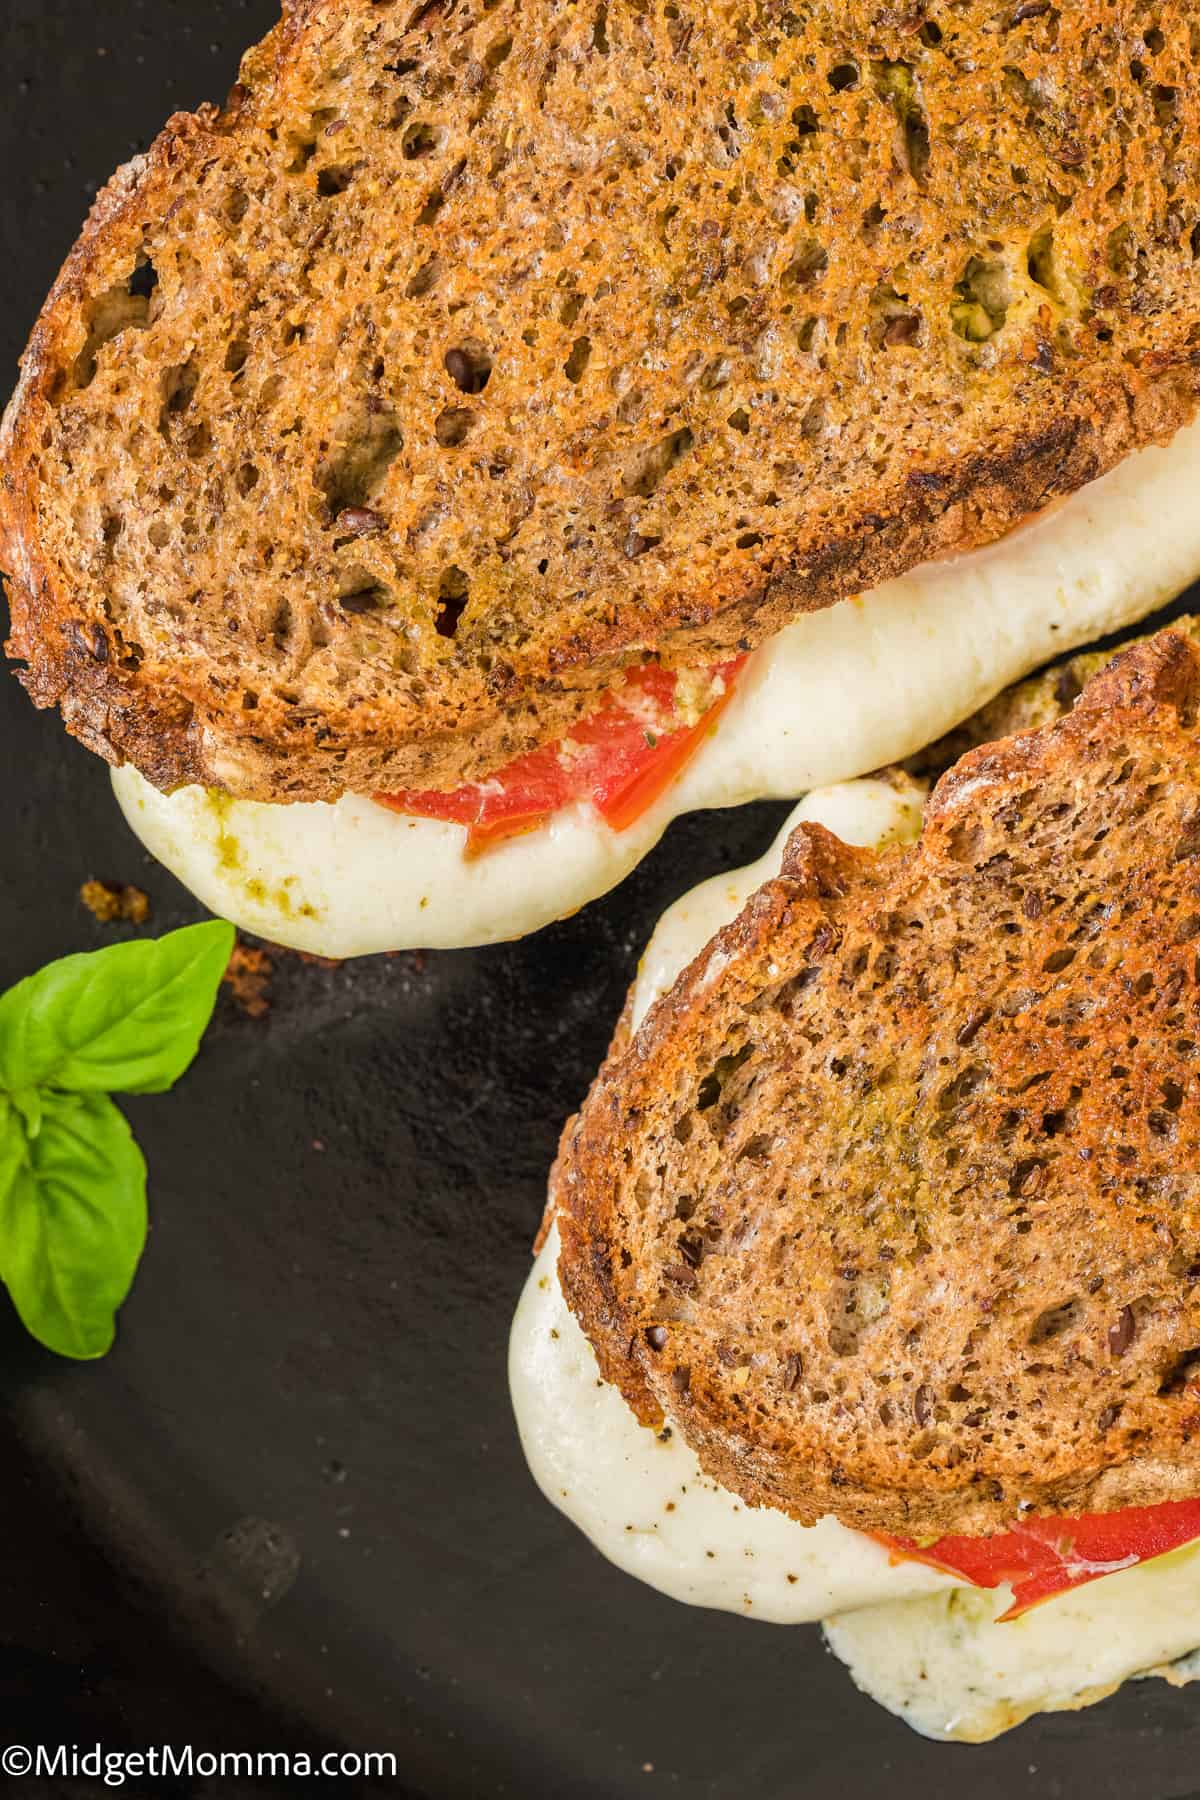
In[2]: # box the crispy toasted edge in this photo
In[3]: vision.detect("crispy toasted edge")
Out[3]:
[551,629,1200,1535]
[1,0,1198,798]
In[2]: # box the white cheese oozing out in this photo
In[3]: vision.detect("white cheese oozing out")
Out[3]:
[114,419,1200,956]
[510,1222,955,1624]
[824,1549,1200,1743]
[511,775,1200,1740]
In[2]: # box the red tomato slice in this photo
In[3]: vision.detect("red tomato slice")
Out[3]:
[589,665,745,835]
[873,1497,1200,1620]
[377,657,747,854]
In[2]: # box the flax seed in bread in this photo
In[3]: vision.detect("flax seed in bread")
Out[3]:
[553,628,1200,1538]
[3,0,1200,801]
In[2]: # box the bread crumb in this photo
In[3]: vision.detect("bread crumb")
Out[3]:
[80,879,151,925]
[222,940,274,1019]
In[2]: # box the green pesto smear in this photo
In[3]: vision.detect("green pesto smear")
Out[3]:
[203,791,321,923]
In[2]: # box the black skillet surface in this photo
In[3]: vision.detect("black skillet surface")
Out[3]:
[5,7,1200,1797]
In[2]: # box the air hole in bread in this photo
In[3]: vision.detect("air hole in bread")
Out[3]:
[776,103,819,175]
[444,342,493,394]
[694,353,730,391]
[781,239,828,287]
[272,597,293,649]
[1107,221,1135,275]
[225,338,250,376]
[592,5,610,52]
[1159,1348,1200,1395]
[623,426,694,498]
[696,1044,753,1111]
[712,101,743,165]
[559,287,586,328]
[417,186,447,226]
[795,316,821,354]
[406,257,442,298]
[617,385,646,424]
[339,581,392,616]
[1030,1297,1084,1343]
[861,199,887,240]
[829,1272,891,1355]
[565,337,593,383]
[435,406,476,447]
[71,269,156,391]
[159,359,200,434]
[402,120,445,160]
[678,1230,706,1271]
[436,567,470,638]
[318,411,403,515]
[937,1063,986,1111]
[872,60,930,184]
[870,285,922,349]
[952,256,1011,341]
[800,398,826,439]
[288,137,320,174]
[128,258,159,303]
[317,163,358,196]
[236,463,260,497]
[828,62,859,91]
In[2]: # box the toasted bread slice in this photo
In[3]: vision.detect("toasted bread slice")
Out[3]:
[553,627,1200,1537]
[3,2,1200,801]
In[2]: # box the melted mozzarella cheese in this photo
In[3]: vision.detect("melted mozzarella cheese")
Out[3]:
[110,784,669,959]
[115,418,1200,954]
[513,772,1200,1738]
[510,1224,955,1622]
[824,1552,1200,1742]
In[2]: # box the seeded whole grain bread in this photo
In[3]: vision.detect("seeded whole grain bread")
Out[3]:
[552,627,1200,1537]
[3,1,1200,802]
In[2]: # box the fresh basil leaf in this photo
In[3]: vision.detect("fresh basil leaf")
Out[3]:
[0,921,234,1097]
[0,1097,25,1198]
[0,1091,147,1360]
[7,1086,42,1139]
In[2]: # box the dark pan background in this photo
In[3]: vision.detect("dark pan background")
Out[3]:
[3,6,1200,1797]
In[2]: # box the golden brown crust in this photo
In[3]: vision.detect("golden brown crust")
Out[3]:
[555,629,1200,1537]
[3,1,1200,800]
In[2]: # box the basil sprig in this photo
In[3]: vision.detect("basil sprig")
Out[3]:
[0,922,234,1359]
